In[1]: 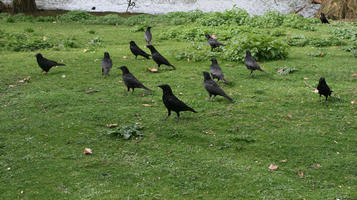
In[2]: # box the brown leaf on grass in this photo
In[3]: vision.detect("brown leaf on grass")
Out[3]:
[269,164,278,171]
[352,74,357,77]
[277,69,284,73]
[8,85,17,88]
[186,58,190,62]
[286,114,292,119]
[106,124,118,128]
[297,170,304,178]
[147,68,159,73]
[211,34,217,39]
[168,150,172,154]
[83,148,92,155]
[43,36,47,41]
[316,164,321,168]
[280,159,287,163]
[18,77,30,83]
[304,77,309,80]
[123,56,127,59]
[85,90,100,94]
[351,100,356,105]
[142,104,151,107]
[313,89,319,94]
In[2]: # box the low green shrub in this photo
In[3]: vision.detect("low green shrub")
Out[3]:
[176,33,289,63]
[57,10,95,22]
[330,28,357,40]
[93,14,125,25]
[106,124,144,140]
[0,31,54,51]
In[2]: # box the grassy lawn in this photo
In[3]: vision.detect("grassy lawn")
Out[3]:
[0,13,357,199]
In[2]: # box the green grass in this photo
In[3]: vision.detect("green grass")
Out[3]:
[1,19,357,199]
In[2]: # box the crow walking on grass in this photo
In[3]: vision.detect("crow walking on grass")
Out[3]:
[101,52,112,76]
[158,84,197,121]
[129,41,150,59]
[244,50,265,76]
[320,13,329,24]
[35,53,65,74]
[147,45,176,70]
[317,77,332,101]
[119,66,151,92]
[203,71,233,102]
[145,27,152,45]
[210,58,227,83]
[205,34,224,51]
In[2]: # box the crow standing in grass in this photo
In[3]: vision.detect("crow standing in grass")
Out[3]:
[145,27,152,45]
[210,58,227,83]
[101,52,112,76]
[129,41,150,59]
[244,50,265,76]
[158,84,197,121]
[205,34,224,51]
[119,66,151,92]
[147,45,176,70]
[203,71,233,102]
[320,13,329,24]
[35,53,65,74]
[317,77,332,101]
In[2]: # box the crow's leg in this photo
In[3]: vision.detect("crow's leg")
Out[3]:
[176,111,180,122]
[162,109,171,121]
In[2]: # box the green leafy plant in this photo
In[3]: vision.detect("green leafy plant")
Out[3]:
[57,10,95,22]
[106,124,144,140]
[330,28,357,40]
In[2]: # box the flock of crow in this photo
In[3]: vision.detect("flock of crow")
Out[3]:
[35,15,333,121]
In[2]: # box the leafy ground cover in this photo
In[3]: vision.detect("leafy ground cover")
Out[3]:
[0,10,357,199]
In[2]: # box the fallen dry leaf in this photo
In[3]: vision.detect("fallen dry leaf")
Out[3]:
[316,164,321,168]
[123,56,127,59]
[8,85,17,88]
[168,150,172,154]
[83,49,88,53]
[280,159,287,163]
[106,124,118,128]
[352,74,357,77]
[211,34,217,39]
[313,89,319,94]
[53,21,57,24]
[83,148,92,155]
[269,164,278,171]
[351,101,356,105]
[61,74,66,78]
[85,90,100,94]
[43,36,47,41]
[304,77,309,80]
[297,170,304,178]
[18,77,30,83]
[277,69,284,73]
[148,68,159,73]
[187,58,190,62]
[142,104,151,107]
[286,114,292,119]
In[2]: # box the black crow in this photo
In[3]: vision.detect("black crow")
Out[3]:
[147,45,176,70]
[320,13,329,24]
[35,53,65,74]
[158,84,197,121]
[119,66,151,92]
[205,34,224,51]
[317,77,332,101]
[244,50,265,76]
[129,41,150,59]
[203,71,232,101]
[145,26,152,45]
[210,58,227,83]
[101,52,112,76]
